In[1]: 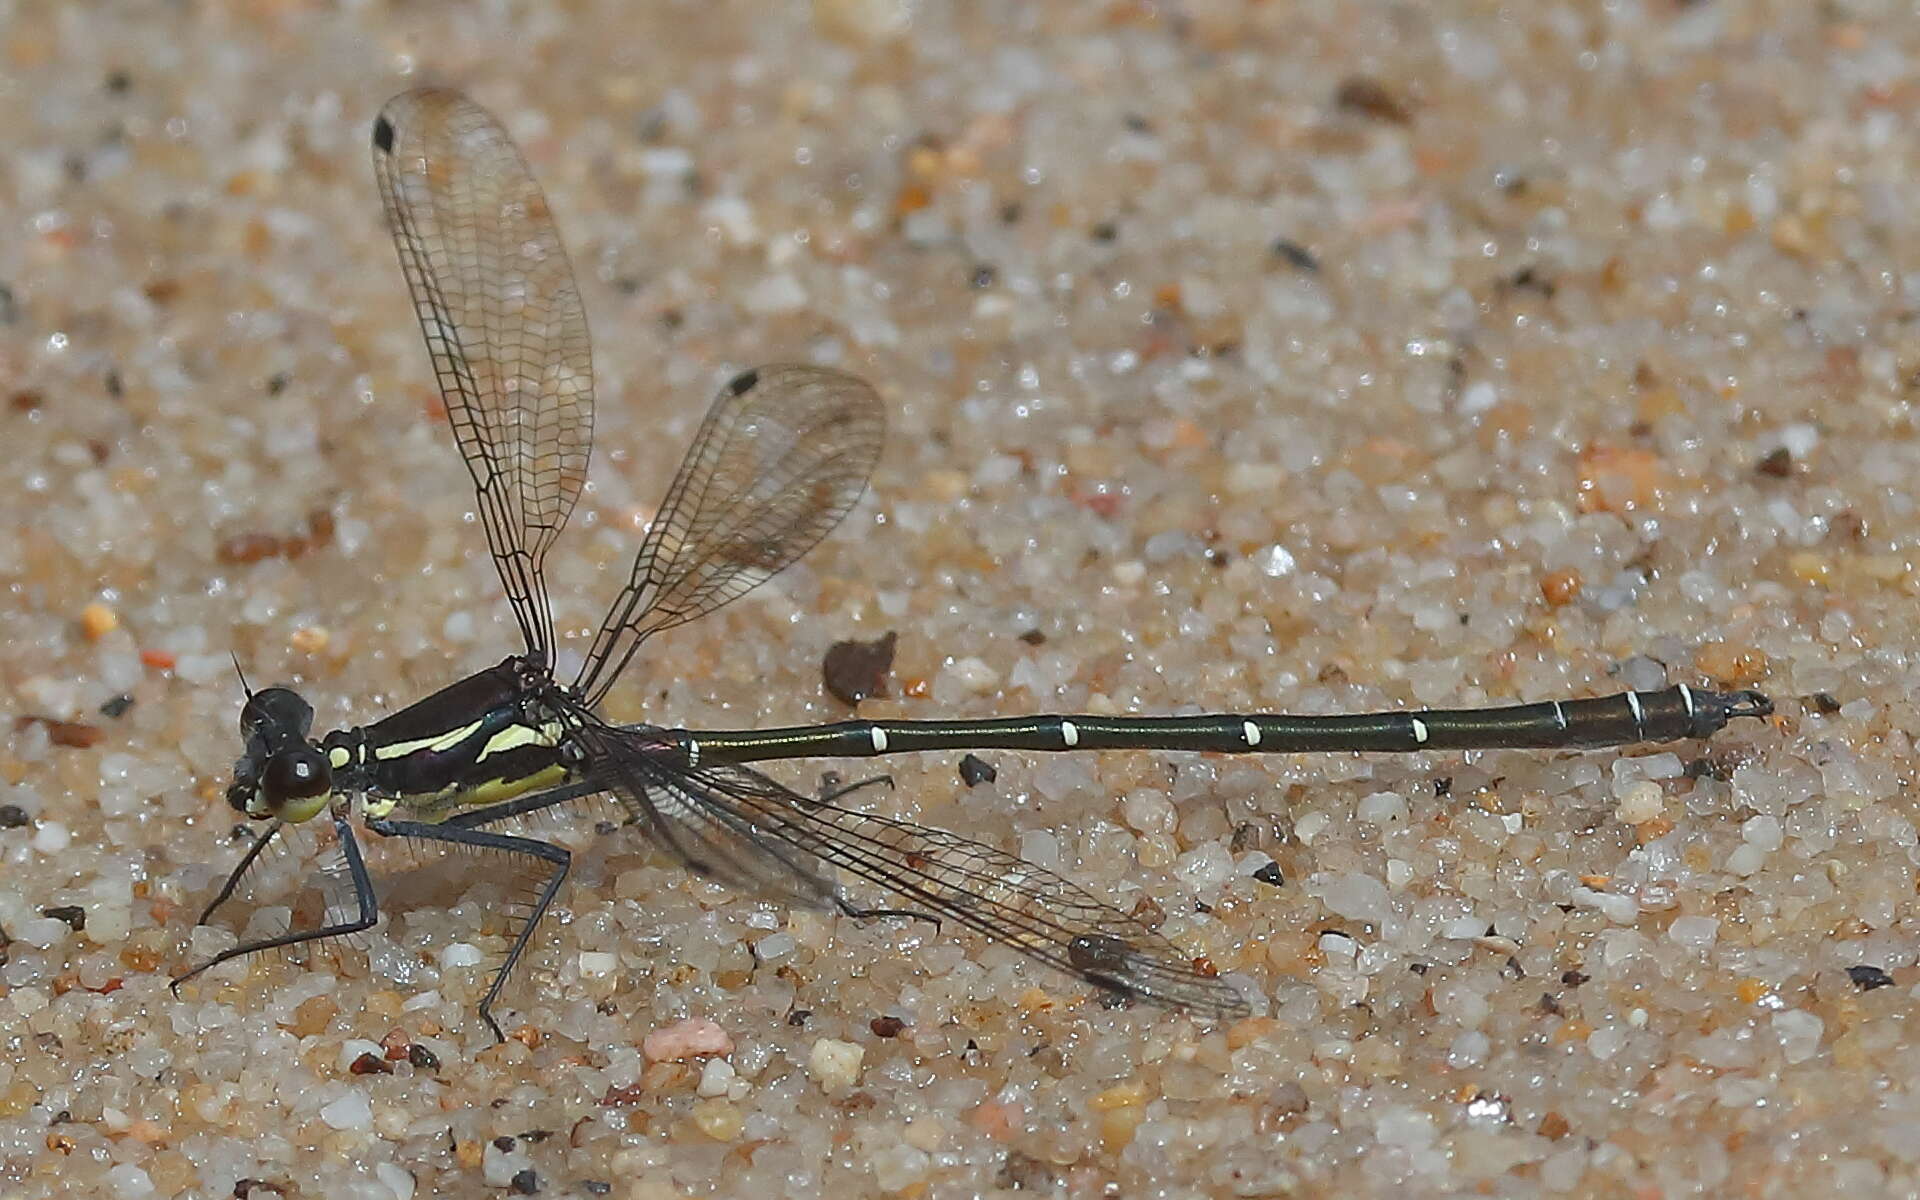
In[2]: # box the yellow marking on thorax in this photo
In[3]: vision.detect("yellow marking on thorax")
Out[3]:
[460,761,570,809]
[374,720,569,820]
[371,717,490,761]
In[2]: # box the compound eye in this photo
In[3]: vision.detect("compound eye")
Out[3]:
[261,746,332,820]
[241,687,315,738]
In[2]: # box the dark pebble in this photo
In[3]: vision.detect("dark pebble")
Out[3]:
[957,754,996,787]
[41,905,85,931]
[1270,239,1319,272]
[822,631,897,704]
[1848,964,1895,991]
[1334,76,1411,124]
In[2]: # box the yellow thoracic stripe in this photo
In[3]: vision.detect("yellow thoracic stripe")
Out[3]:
[369,717,563,765]
[472,720,563,759]
[359,719,569,819]
[369,717,490,761]
[460,762,570,809]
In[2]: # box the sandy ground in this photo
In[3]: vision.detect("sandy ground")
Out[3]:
[2,1,1915,1196]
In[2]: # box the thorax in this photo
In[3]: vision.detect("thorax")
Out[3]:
[322,657,574,818]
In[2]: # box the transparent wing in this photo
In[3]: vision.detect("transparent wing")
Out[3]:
[573,365,883,706]
[575,722,1246,1018]
[372,87,593,664]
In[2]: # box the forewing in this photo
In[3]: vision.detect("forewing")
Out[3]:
[372,88,593,663]
[582,726,1245,1017]
[574,365,882,706]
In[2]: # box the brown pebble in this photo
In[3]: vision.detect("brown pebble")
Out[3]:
[15,716,104,749]
[1756,446,1794,477]
[217,532,283,565]
[1538,568,1582,607]
[1335,76,1412,124]
[349,1052,391,1075]
[40,905,85,931]
[869,1016,906,1038]
[600,1082,648,1107]
[822,630,897,704]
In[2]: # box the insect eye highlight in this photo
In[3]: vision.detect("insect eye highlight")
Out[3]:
[261,747,333,820]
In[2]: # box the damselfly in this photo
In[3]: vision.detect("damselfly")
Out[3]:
[176,88,1773,1037]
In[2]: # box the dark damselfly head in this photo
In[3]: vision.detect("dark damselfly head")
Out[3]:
[227,686,333,824]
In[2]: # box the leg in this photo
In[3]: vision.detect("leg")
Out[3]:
[834,894,942,929]
[813,771,894,807]
[192,819,285,926]
[811,774,929,924]
[173,814,377,993]
[366,817,569,1043]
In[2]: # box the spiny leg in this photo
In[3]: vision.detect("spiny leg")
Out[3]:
[366,817,569,1042]
[813,773,940,930]
[813,771,894,806]
[173,814,377,993]
[193,819,285,926]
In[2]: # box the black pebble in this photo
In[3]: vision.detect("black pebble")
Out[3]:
[1848,964,1895,991]
[41,905,85,931]
[958,754,996,787]
[1270,239,1319,272]
[0,805,29,829]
